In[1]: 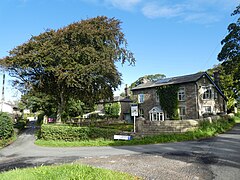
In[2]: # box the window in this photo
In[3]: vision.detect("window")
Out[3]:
[139,108,144,117]
[138,94,144,103]
[179,106,186,117]
[149,107,164,121]
[203,106,211,113]
[202,86,212,100]
[178,87,185,101]
[156,92,159,102]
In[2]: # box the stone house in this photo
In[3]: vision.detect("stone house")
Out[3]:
[131,72,227,120]
[96,96,132,122]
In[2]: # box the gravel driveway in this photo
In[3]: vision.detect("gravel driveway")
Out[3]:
[0,121,240,180]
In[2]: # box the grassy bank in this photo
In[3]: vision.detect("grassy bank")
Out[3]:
[35,116,237,147]
[0,163,140,180]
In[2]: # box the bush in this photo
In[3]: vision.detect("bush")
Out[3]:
[38,124,119,141]
[0,112,14,140]
[14,119,27,131]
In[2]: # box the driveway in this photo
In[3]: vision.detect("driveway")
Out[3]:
[0,121,239,179]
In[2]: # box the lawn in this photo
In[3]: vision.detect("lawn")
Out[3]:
[0,163,140,180]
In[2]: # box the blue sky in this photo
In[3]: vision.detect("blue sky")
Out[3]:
[0,0,239,101]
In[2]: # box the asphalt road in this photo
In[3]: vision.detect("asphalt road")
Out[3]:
[0,121,239,179]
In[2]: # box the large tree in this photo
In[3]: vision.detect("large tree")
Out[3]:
[218,5,240,99]
[0,16,135,122]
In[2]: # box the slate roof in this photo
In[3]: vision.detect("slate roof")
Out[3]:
[131,72,205,91]
[131,71,227,100]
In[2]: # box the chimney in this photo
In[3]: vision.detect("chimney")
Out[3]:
[213,71,220,86]
[124,84,128,97]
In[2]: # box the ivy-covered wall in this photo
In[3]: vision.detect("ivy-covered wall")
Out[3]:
[156,85,179,120]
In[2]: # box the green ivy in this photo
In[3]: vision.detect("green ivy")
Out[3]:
[156,85,179,120]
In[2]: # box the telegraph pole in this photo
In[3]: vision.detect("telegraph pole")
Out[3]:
[0,69,5,112]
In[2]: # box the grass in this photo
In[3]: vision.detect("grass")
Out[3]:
[0,163,140,180]
[35,117,237,147]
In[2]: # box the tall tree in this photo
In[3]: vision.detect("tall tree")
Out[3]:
[0,16,135,123]
[207,65,236,110]
[218,5,240,99]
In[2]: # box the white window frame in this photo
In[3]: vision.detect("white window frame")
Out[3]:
[178,87,185,101]
[138,94,144,103]
[139,108,144,117]
[202,86,213,100]
[149,107,164,121]
[178,106,186,117]
[203,106,212,113]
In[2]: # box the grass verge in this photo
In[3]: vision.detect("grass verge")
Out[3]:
[35,117,237,147]
[0,163,140,180]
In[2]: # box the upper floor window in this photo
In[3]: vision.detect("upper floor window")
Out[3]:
[178,87,185,101]
[202,86,212,100]
[138,94,144,103]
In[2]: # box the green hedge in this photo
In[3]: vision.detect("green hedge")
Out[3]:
[38,124,119,141]
[0,112,14,140]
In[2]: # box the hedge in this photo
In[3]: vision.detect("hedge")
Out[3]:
[0,112,14,140]
[38,124,119,141]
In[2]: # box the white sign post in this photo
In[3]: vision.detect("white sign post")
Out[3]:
[131,104,138,133]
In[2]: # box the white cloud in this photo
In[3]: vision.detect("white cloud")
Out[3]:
[81,0,239,24]
[142,3,183,19]
[104,0,142,10]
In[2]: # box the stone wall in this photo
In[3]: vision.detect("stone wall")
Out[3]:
[136,115,227,134]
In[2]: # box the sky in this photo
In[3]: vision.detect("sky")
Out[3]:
[0,0,239,102]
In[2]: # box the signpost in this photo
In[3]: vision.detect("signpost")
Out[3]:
[131,104,138,133]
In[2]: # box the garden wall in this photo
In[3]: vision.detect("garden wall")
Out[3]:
[136,115,229,134]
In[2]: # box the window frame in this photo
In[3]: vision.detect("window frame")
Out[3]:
[178,106,186,117]
[138,94,144,103]
[178,87,185,101]
[202,86,213,100]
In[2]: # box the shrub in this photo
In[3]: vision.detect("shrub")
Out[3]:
[0,112,14,140]
[39,124,119,141]
[14,119,27,131]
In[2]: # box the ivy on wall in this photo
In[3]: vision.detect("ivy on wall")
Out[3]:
[156,85,180,120]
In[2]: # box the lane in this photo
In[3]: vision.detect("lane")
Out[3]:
[0,121,239,179]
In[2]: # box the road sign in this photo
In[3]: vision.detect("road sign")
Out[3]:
[131,104,138,116]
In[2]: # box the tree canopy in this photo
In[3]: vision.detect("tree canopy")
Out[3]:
[0,16,135,122]
[218,4,240,100]
[207,65,236,110]
[130,74,166,89]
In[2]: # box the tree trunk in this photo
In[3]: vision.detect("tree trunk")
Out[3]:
[56,88,65,124]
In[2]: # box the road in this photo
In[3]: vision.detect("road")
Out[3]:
[0,120,239,179]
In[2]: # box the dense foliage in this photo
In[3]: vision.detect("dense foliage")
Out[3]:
[1,16,135,122]
[207,65,236,110]
[104,102,120,118]
[0,112,14,140]
[218,5,240,102]
[38,124,119,141]
[156,85,179,119]
[130,73,166,89]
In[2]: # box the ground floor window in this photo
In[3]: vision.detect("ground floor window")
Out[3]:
[139,108,144,117]
[178,106,186,119]
[203,106,212,113]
